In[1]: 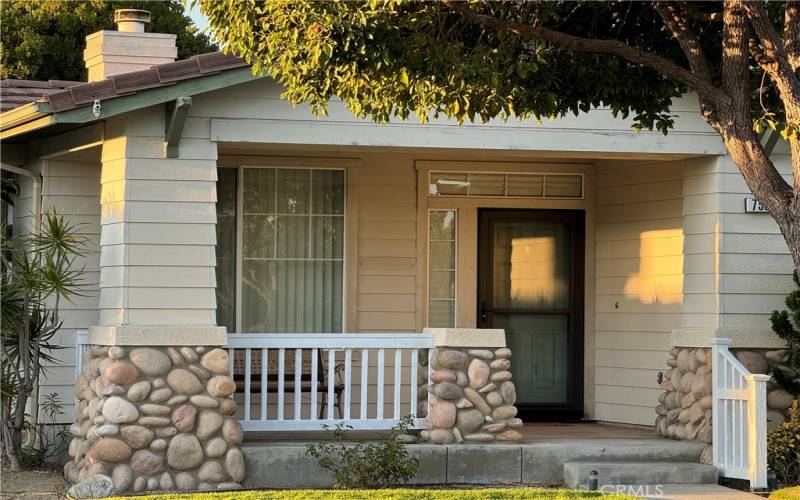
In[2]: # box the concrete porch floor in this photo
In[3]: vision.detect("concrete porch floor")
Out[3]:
[244,422,659,444]
[241,422,712,489]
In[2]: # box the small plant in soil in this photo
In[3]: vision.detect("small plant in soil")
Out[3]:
[306,415,419,488]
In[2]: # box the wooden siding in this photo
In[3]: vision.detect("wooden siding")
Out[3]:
[99,108,218,326]
[14,158,101,422]
[718,154,794,327]
[593,159,685,425]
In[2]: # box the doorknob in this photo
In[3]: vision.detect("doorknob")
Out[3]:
[480,302,487,323]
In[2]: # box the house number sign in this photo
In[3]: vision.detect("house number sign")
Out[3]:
[744,196,769,213]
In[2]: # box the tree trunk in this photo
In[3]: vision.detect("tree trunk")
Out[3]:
[721,125,800,268]
[1,418,23,471]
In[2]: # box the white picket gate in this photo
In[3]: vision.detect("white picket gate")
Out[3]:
[711,337,770,489]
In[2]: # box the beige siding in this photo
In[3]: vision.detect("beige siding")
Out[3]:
[355,156,418,332]
[718,154,794,327]
[13,158,101,422]
[99,108,218,326]
[593,159,685,425]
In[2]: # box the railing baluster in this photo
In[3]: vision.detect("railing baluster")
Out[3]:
[393,349,401,419]
[360,349,368,420]
[376,349,385,420]
[244,348,252,421]
[295,348,302,420]
[278,348,285,421]
[261,348,268,421]
[410,349,418,418]
[311,348,318,421]
[344,349,352,421]
[228,347,234,382]
[327,349,335,420]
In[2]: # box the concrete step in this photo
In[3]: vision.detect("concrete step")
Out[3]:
[562,461,718,488]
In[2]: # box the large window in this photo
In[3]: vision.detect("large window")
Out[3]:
[215,167,345,333]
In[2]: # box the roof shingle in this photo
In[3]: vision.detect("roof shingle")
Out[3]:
[0,51,249,114]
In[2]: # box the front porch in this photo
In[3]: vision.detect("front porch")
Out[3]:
[240,422,711,488]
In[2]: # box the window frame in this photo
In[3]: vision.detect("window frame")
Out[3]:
[222,165,348,334]
[426,208,458,328]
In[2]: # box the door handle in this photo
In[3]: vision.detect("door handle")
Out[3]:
[480,302,488,323]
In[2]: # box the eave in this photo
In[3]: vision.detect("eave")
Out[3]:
[0,67,263,141]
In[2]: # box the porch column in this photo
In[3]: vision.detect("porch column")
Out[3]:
[420,328,522,444]
[65,108,245,496]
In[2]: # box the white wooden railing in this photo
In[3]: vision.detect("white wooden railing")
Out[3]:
[711,338,770,490]
[228,333,434,431]
[75,331,434,432]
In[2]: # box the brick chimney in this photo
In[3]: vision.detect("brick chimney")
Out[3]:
[84,9,177,82]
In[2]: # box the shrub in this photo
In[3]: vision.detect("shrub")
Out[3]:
[768,400,800,486]
[770,271,800,396]
[305,416,419,488]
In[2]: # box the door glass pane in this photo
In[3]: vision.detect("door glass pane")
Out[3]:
[493,314,569,403]
[215,168,237,332]
[492,222,569,310]
[240,167,344,333]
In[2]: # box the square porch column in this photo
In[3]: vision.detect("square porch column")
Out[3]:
[65,107,244,495]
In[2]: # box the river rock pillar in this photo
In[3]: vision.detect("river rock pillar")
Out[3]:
[420,328,522,443]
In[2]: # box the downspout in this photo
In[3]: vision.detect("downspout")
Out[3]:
[0,162,43,441]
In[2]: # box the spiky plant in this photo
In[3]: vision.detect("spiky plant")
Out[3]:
[0,211,85,470]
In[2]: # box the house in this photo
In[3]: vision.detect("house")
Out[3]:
[0,9,790,494]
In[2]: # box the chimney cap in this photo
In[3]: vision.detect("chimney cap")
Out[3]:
[114,9,151,33]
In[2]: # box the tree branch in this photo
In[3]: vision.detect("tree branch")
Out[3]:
[653,1,712,81]
[744,1,800,114]
[785,1,800,70]
[440,0,729,106]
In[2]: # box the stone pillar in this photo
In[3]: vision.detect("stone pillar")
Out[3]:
[419,329,522,444]
[64,110,244,496]
[656,331,797,465]
[66,346,244,494]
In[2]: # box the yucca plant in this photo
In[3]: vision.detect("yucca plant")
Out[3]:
[0,211,85,470]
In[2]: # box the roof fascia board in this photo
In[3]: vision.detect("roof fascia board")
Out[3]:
[0,101,53,132]
[0,115,56,140]
[54,67,261,124]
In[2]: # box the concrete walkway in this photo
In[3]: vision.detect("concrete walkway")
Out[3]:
[628,484,763,499]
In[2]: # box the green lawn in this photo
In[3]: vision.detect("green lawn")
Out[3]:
[108,488,636,500]
[770,486,800,500]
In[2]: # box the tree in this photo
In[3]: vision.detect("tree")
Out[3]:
[198,0,800,266]
[1,0,216,82]
[1,212,85,471]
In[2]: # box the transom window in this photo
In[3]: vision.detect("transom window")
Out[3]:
[429,171,583,199]
[216,167,345,333]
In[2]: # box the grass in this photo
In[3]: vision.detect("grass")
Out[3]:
[107,488,636,500]
[770,486,800,500]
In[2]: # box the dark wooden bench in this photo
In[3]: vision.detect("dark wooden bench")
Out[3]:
[232,349,345,419]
